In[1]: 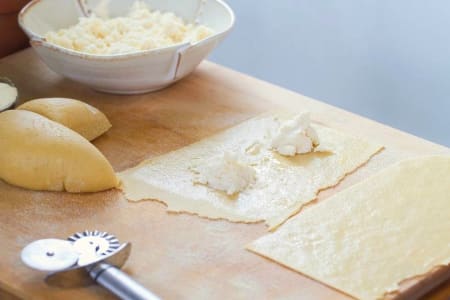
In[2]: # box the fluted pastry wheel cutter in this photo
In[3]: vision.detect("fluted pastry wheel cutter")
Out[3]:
[21,230,160,300]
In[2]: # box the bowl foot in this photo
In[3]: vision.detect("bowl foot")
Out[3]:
[92,83,174,95]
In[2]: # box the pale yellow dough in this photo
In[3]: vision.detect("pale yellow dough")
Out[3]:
[118,114,382,229]
[248,156,450,300]
[0,110,118,192]
[18,97,111,141]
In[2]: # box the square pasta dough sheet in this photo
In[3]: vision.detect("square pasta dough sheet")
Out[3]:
[248,156,450,299]
[118,113,383,229]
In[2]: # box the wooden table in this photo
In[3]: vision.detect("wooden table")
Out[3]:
[0,49,449,299]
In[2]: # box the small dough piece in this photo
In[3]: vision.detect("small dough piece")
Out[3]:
[118,114,382,229]
[0,81,17,111]
[248,156,450,300]
[18,98,111,141]
[192,152,255,195]
[0,110,118,192]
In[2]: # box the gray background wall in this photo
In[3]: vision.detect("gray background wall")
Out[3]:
[210,0,450,147]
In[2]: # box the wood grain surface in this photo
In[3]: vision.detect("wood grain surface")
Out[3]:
[0,49,449,300]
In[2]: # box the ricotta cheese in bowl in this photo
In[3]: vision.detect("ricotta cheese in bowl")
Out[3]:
[19,0,234,94]
[44,2,214,55]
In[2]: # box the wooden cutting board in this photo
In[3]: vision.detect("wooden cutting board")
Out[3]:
[0,49,449,300]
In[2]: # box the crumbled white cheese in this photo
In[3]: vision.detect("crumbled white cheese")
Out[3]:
[245,142,263,156]
[271,113,319,156]
[0,82,17,111]
[45,1,214,55]
[193,152,256,195]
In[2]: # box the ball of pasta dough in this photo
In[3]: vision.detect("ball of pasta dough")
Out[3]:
[0,110,118,193]
[17,97,111,141]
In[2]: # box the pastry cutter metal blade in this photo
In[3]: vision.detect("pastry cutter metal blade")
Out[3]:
[21,230,160,300]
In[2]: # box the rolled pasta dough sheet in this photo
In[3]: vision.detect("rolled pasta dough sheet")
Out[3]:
[248,156,450,299]
[118,114,382,229]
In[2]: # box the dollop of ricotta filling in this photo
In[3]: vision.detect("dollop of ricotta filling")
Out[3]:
[271,113,319,156]
[193,152,255,195]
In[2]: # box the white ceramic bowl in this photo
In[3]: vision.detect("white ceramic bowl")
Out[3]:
[19,0,234,94]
